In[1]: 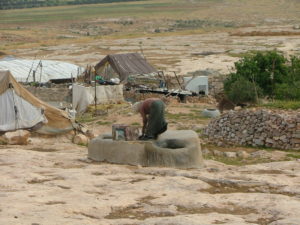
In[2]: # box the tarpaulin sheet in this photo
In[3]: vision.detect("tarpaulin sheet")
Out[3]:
[72,83,124,113]
[94,53,157,82]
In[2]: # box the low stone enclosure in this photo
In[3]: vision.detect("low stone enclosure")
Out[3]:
[204,109,300,150]
[25,85,71,108]
[88,130,204,169]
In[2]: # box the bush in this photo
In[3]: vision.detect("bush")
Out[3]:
[233,50,288,96]
[274,82,300,100]
[225,77,261,104]
[224,50,300,103]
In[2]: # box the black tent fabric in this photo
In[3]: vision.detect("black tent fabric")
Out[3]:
[94,53,157,81]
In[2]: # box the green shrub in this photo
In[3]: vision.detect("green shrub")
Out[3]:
[274,82,300,100]
[225,77,261,104]
[224,50,300,103]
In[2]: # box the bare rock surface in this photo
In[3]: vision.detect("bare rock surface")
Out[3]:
[0,139,300,225]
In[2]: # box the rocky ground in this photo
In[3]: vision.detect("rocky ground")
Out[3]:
[1,102,300,225]
[0,139,299,225]
[1,5,300,223]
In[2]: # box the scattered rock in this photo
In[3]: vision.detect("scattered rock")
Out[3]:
[237,150,250,159]
[213,150,223,157]
[73,134,89,146]
[80,126,88,134]
[293,24,300,30]
[207,167,220,172]
[86,129,96,139]
[223,151,237,158]
[3,130,30,145]
[217,141,225,147]
[251,150,269,159]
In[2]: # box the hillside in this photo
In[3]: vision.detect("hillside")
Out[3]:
[0,0,143,10]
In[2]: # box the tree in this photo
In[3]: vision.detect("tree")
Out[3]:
[232,51,288,96]
[223,50,300,103]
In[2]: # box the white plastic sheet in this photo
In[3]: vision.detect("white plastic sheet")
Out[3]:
[0,57,83,83]
[72,84,124,113]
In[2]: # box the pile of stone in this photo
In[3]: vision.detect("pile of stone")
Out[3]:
[204,109,300,150]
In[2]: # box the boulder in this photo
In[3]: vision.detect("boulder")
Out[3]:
[73,134,89,145]
[223,151,237,158]
[237,150,250,159]
[86,129,96,139]
[213,150,223,157]
[3,130,30,145]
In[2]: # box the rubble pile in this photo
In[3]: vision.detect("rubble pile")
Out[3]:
[204,109,300,150]
[186,95,217,104]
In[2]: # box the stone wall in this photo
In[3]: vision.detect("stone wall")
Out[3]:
[25,85,72,108]
[204,109,300,150]
[208,74,226,96]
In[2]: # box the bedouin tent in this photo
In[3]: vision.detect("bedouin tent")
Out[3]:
[94,53,157,82]
[0,70,75,134]
[0,56,84,83]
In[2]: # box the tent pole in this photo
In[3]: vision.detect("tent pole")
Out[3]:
[26,55,36,83]
[39,61,43,87]
[94,76,97,115]
[172,71,183,90]
[160,71,168,90]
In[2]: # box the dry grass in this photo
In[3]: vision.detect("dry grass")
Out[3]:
[0,0,299,51]
[231,31,300,36]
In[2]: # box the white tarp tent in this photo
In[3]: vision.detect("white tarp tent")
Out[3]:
[73,84,124,113]
[0,56,83,83]
[0,70,75,134]
[184,76,209,95]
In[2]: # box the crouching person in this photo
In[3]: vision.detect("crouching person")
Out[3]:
[133,98,168,140]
